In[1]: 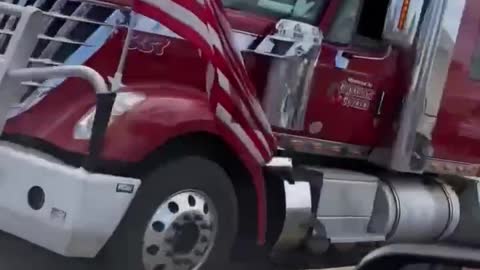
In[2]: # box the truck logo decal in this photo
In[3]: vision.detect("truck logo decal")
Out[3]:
[330,77,376,111]
[128,32,172,56]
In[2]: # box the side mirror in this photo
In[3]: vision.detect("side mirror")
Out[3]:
[356,244,480,270]
[250,19,323,58]
[383,0,425,48]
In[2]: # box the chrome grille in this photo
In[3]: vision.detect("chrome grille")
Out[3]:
[0,0,128,101]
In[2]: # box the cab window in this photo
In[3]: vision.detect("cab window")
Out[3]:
[326,0,390,51]
[222,0,330,24]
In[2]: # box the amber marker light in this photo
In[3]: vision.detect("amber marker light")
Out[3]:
[398,0,411,30]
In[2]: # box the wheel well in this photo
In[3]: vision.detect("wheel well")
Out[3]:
[134,133,264,254]
[133,132,287,261]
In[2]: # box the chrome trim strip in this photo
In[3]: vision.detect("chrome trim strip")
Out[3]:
[9,66,109,94]
[352,46,393,61]
[370,0,466,173]
[29,58,63,66]
[37,35,94,46]
[42,11,122,27]
[426,158,480,177]
[275,133,370,160]
[0,29,95,46]
[417,0,466,144]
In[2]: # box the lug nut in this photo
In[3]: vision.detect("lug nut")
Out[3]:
[152,221,165,233]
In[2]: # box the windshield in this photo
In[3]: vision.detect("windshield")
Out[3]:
[222,0,329,24]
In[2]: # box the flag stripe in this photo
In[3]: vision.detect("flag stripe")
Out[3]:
[134,0,277,165]
[216,104,265,164]
[147,0,272,146]
[211,80,271,159]
[205,3,274,142]
[208,45,274,147]
[135,1,213,58]
[140,0,211,46]
[211,66,271,157]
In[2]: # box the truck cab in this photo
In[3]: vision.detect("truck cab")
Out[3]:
[226,0,404,149]
[5,0,478,173]
[3,0,405,156]
[1,1,480,270]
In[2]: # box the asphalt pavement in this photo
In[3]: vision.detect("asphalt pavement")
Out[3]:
[0,232,97,270]
[0,231,356,270]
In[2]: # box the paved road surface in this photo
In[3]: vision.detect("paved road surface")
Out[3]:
[0,231,356,270]
[0,232,98,270]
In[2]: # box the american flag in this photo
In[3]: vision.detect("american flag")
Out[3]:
[133,0,276,165]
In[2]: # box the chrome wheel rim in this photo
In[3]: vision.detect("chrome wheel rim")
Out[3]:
[142,190,218,270]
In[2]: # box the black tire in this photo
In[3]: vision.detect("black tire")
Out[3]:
[102,156,238,270]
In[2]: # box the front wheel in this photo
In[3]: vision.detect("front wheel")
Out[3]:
[103,156,239,270]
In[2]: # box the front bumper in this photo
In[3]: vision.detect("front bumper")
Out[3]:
[0,141,141,258]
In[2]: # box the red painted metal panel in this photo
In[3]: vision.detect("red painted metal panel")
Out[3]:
[432,0,480,164]
[300,44,402,146]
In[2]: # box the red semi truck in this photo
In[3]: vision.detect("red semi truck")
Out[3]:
[0,0,480,269]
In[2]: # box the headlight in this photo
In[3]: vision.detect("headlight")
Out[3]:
[74,92,146,140]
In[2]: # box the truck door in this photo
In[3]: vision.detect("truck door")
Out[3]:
[306,0,402,146]
[224,0,404,147]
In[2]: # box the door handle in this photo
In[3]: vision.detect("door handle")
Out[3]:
[341,51,354,59]
[340,46,393,61]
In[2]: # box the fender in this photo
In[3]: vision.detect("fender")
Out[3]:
[4,82,268,243]
[105,84,268,243]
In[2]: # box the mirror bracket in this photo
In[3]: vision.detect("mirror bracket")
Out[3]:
[248,19,323,58]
